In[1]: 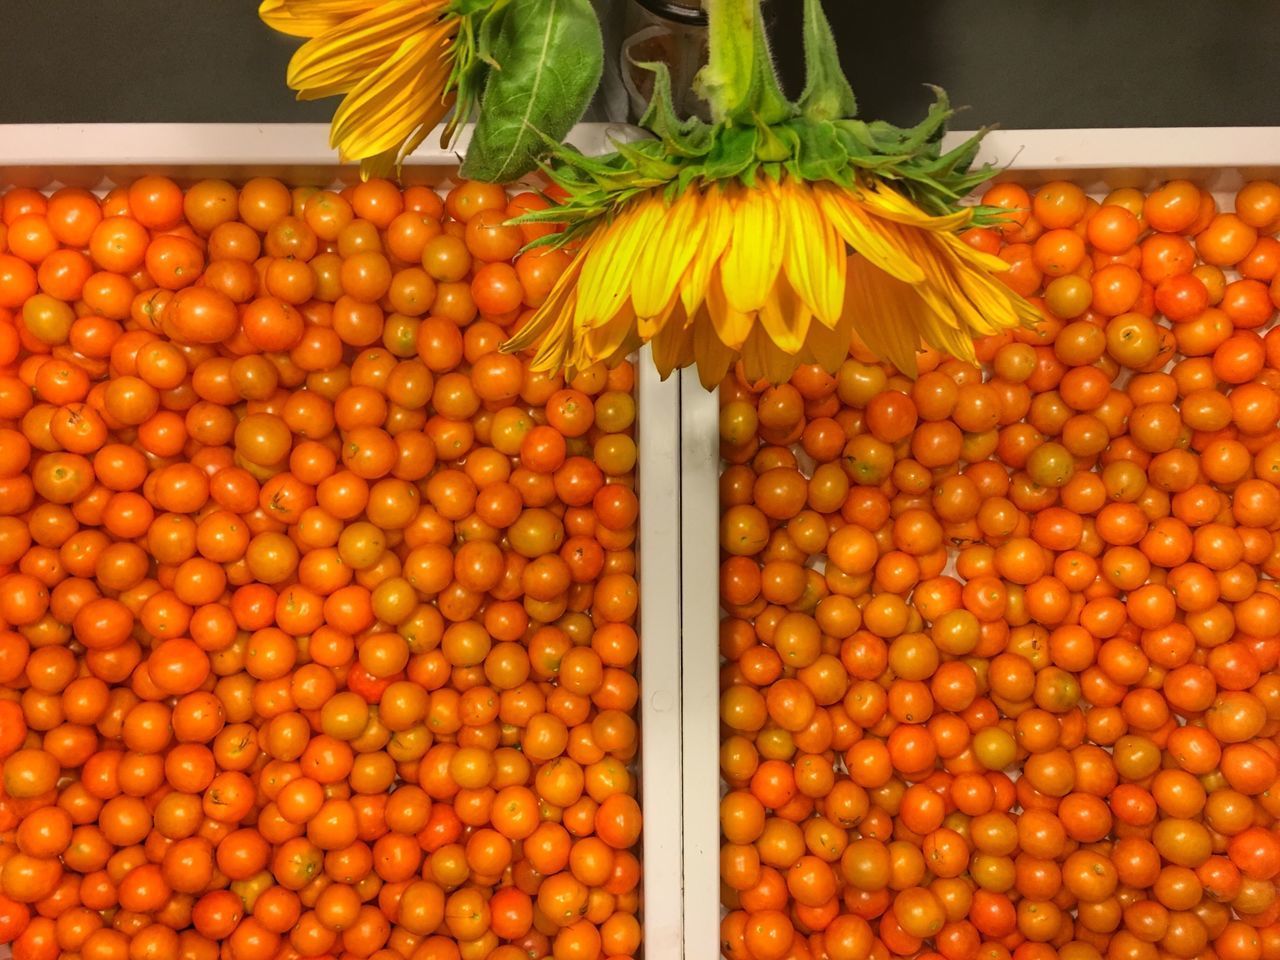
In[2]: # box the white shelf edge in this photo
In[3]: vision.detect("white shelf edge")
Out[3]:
[638,346,686,958]
[679,368,723,960]
[0,122,643,167]
[947,126,1280,170]
[0,123,1275,171]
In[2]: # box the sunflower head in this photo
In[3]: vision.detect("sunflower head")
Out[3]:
[261,0,603,183]
[259,0,464,179]
[505,174,1038,388]
[501,0,1037,386]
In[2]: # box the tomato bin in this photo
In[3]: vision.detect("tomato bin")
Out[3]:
[4,125,1280,960]
[681,128,1280,960]
[0,123,681,960]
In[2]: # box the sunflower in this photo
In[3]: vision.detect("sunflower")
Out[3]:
[259,0,460,179]
[505,176,1036,387]
[501,0,1036,386]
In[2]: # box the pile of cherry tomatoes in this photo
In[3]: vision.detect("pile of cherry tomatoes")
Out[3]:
[0,174,643,960]
[717,178,1280,960]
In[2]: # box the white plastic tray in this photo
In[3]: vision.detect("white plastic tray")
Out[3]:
[678,127,1280,959]
[9,122,1280,958]
[0,122,685,957]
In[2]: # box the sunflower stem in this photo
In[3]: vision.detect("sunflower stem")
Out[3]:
[697,0,790,127]
[698,0,755,122]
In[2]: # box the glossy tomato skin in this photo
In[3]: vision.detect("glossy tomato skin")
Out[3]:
[0,175,643,958]
[716,175,1280,960]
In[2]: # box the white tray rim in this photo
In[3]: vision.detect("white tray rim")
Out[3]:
[0,122,641,167]
[0,122,1276,166]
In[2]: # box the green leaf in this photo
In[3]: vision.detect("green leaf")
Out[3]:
[797,0,856,120]
[461,0,603,183]
[637,62,713,157]
[544,142,671,194]
[835,120,876,154]
[754,118,791,163]
[929,130,989,180]
[677,165,705,192]
[701,125,759,181]
[896,87,954,153]
[788,119,849,182]
[451,0,500,15]
[474,1,509,66]
[445,2,508,145]
[614,139,685,181]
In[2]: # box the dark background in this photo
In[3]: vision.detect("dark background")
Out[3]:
[2,0,1279,128]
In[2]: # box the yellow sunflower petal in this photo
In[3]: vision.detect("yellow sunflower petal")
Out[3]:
[937,234,1042,326]
[909,284,969,346]
[756,277,812,356]
[565,326,594,380]
[329,27,452,162]
[814,184,926,286]
[359,146,401,180]
[890,228,977,332]
[951,259,1040,330]
[893,242,985,356]
[900,229,1006,338]
[531,293,577,374]
[857,180,973,232]
[856,188,1026,355]
[575,195,665,331]
[692,309,737,391]
[844,253,927,376]
[503,241,589,354]
[650,302,694,381]
[636,294,684,342]
[607,328,645,371]
[801,307,857,372]
[742,323,801,385]
[941,230,1017,273]
[942,258,1020,329]
[586,301,639,363]
[287,0,445,94]
[632,189,705,319]
[779,179,845,327]
[722,182,783,315]
[678,338,697,372]
[705,263,755,350]
[260,0,380,38]
[923,313,979,363]
[368,110,444,178]
[680,184,733,318]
